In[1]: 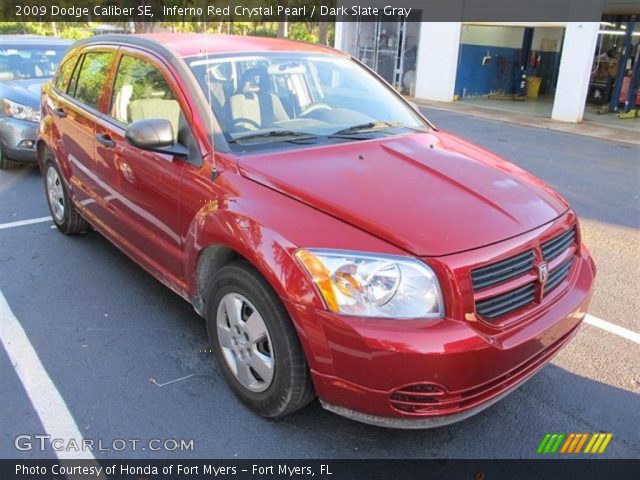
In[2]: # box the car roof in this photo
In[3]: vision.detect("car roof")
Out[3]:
[0,35,72,46]
[81,33,347,58]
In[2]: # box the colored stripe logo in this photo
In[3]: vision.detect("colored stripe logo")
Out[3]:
[537,433,613,454]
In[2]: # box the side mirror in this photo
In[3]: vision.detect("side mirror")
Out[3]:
[125,118,188,157]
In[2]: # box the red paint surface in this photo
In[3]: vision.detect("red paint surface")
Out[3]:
[39,34,595,422]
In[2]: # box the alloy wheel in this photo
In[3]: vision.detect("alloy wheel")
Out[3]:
[46,165,65,223]
[216,292,275,392]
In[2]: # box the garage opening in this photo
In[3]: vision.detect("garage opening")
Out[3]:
[585,16,640,131]
[454,24,564,118]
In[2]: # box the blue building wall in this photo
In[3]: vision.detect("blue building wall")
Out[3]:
[454,26,563,98]
[455,45,521,97]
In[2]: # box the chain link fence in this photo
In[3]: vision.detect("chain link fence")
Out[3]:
[354,13,421,95]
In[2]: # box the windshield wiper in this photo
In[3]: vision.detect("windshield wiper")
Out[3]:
[330,121,428,137]
[229,130,319,144]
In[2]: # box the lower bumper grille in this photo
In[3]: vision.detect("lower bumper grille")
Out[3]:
[388,321,582,415]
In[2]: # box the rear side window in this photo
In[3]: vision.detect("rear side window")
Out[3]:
[53,55,79,92]
[71,52,114,109]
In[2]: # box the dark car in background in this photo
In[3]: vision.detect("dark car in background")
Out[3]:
[0,35,70,168]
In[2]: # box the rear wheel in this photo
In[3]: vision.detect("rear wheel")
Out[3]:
[206,261,315,418]
[43,153,90,235]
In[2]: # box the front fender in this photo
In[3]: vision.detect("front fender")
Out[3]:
[180,169,408,372]
[184,206,323,310]
[182,167,404,309]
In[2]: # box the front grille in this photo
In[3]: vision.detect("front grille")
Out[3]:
[545,258,573,293]
[472,227,577,322]
[471,249,534,290]
[475,282,536,319]
[542,228,576,261]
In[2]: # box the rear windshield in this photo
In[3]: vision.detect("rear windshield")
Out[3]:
[187,52,428,147]
[0,45,68,80]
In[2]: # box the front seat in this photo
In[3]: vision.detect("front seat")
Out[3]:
[128,98,181,141]
[229,67,289,130]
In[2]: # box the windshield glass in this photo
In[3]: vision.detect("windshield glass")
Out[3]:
[187,52,428,145]
[0,45,67,80]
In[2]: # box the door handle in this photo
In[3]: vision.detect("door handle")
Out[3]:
[53,107,66,118]
[96,133,115,148]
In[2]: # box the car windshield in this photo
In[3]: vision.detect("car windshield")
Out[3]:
[0,45,67,80]
[187,52,428,146]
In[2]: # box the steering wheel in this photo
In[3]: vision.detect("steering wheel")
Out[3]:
[300,103,331,118]
[233,118,261,130]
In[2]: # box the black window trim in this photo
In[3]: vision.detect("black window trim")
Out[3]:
[65,53,85,98]
[53,54,80,93]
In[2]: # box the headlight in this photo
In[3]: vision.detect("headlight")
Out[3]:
[295,249,444,319]
[2,99,41,123]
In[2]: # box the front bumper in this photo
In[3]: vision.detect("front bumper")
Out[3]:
[0,117,38,162]
[284,248,595,428]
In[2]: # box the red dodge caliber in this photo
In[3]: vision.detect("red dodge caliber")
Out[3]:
[38,34,595,428]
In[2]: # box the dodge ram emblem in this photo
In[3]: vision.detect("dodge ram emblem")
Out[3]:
[538,263,549,285]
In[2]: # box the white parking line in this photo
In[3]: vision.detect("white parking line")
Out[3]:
[0,290,94,460]
[585,314,640,345]
[0,216,52,230]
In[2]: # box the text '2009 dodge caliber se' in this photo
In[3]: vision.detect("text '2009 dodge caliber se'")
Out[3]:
[39,34,595,428]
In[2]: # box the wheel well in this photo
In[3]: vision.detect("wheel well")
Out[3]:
[194,245,243,316]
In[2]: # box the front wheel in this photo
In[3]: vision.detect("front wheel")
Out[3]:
[206,261,315,418]
[43,154,90,235]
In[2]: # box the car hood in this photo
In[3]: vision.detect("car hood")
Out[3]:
[238,131,569,256]
[0,78,48,107]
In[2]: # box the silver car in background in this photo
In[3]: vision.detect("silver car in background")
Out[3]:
[0,35,70,169]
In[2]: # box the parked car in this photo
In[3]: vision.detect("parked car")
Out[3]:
[0,35,71,169]
[38,34,596,428]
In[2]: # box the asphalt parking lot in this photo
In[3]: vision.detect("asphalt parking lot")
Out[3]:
[1,108,639,460]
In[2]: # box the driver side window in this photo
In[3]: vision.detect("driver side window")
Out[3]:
[110,55,180,136]
[110,54,201,165]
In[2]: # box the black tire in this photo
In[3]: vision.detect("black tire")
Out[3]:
[43,152,90,235]
[206,260,315,418]
[0,145,21,169]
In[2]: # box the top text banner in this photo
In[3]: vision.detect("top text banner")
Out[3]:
[1,0,634,23]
